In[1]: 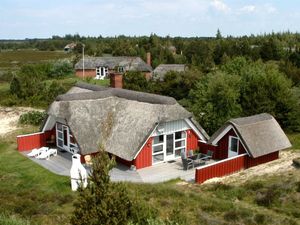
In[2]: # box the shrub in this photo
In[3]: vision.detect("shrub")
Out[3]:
[19,111,46,126]
[0,71,14,82]
[255,187,281,207]
[292,158,300,168]
[295,181,300,192]
[48,59,73,78]
[254,213,266,224]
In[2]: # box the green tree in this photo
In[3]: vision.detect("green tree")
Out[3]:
[10,76,22,98]
[123,71,149,92]
[188,71,242,134]
[216,29,222,40]
[71,150,155,225]
[239,61,300,130]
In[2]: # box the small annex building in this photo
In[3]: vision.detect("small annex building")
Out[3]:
[153,64,187,81]
[18,81,209,170]
[196,113,292,183]
[75,56,152,80]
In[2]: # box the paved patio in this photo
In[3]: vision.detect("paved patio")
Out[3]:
[21,150,216,183]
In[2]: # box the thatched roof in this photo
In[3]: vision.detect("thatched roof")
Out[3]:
[44,83,207,161]
[209,113,292,158]
[153,64,186,80]
[74,56,152,72]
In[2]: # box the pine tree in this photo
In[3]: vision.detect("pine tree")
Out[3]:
[71,149,155,225]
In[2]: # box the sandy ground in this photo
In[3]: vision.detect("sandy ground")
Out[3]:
[0,106,43,137]
[203,150,300,185]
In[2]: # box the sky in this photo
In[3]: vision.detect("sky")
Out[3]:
[0,0,300,39]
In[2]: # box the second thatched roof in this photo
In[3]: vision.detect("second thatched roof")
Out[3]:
[209,113,292,158]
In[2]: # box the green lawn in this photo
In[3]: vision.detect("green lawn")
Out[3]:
[0,131,74,225]
[1,128,300,225]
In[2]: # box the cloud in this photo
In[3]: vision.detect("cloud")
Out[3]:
[240,5,256,13]
[211,0,230,13]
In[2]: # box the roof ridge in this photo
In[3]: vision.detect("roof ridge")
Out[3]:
[230,117,273,127]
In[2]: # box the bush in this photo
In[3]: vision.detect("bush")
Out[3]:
[19,111,46,126]
[292,158,300,168]
[255,187,281,207]
[254,213,266,224]
[0,71,14,82]
[48,59,74,78]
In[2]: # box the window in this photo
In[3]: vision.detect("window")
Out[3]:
[175,131,186,140]
[174,131,186,157]
[229,136,239,153]
[153,135,163,145]
[118,66,125,73]
[96,67,108,79]
[152,135,164,164]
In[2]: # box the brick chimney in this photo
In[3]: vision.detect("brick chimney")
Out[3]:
[110,73,123,89]
[146,52,151,66]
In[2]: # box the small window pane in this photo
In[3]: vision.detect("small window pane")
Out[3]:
[57,139,63,148]
[57,123,62,131]
[175,148,185,157]
[57,132,63,139]
[153,135,163,144]
[175,131,186,140]
[153,153,164,164]
[153,145,163,153]
[230,138,238,152]
[175,140,185,148]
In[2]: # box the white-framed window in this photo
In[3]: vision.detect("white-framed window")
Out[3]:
[152,135,164,164]
[96,66,108,79]
[174,131,186,157]
[228,136,239,156]
[118,66,125,73]
[56,123,64,149]
[56,123,78,154]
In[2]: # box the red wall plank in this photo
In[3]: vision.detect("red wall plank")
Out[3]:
[186,129,199,151]
[198,142,217,159]
[245,151,279,168]
[215,128,247,160]
[134,137,153,169]
[17,133,47,151]
[195,154,246,184]
[195,151,279,184]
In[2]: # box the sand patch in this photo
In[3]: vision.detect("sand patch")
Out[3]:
[203,150,300,185]
[0,107,43,136]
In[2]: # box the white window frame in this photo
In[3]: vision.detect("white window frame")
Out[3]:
[152,135,165,165]
[174,131,187,158]
[96,66,108,80]
[56,123,78,154]
[152,130,187,164]
[228,136,239,157]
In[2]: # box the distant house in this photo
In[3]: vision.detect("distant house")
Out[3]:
[64,43,77,52]
[74,56,153,80]
[153,64,187,81]
[17,77,209,170]
[196,113,292,183]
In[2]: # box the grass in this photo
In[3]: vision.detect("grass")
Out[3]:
[0,49,70,71]
[288,132,300,150]
[0,131,74,225]
[1,129,300,224]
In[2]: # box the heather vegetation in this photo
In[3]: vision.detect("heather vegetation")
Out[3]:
[0,130,300,225]
[0,32,300,224]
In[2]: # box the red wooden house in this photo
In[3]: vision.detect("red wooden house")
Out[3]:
[195,113,292,183]
[17,79,209,170]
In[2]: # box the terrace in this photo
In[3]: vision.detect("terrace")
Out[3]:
[21,150,217,183]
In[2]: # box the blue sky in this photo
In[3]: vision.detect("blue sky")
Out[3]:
[0,0,300,39]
